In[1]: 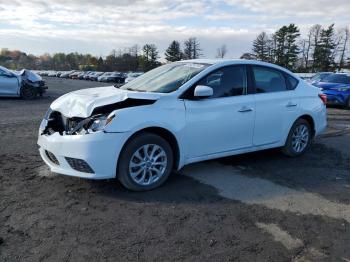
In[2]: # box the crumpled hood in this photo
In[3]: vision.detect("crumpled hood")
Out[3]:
[50,86,161,118]
[18,69,42,82]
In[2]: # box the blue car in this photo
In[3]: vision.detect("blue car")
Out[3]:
[313,73,350,109]
[308,72,333,84]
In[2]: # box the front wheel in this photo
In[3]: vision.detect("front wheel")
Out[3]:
[118,133,173,191]
[20,85,37,100]
[282,119,312,157]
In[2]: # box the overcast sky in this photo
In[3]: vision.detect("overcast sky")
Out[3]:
[0,0,349,58]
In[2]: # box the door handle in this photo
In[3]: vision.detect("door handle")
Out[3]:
[238,106,253,113]
[286,102,297,107]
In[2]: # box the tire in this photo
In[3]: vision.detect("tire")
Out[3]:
[20,85,37,100]
[346,97,350,110]
[117,133,174,191]
[282,119,312,157]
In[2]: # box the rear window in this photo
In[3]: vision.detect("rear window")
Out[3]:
[252,66,287,93]
[286,74,299,90]
[324,74,350,84]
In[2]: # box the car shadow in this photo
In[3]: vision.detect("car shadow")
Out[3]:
[80,140,350,205]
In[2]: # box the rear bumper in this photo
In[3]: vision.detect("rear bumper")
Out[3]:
[313,105,327,137]
[37,130,130,179]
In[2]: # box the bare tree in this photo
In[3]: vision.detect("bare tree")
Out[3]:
[240,53,256,60]
[311,24,322,72]
[183,37,202,59]
[216,44,228,58]
[302,26,314,71]
[338,26,349,69]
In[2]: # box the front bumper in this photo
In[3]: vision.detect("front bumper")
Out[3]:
[37,129,130,179]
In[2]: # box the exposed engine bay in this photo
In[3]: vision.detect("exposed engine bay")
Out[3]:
[42,98,156,135]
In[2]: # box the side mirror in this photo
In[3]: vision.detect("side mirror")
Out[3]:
[194,85,213,98]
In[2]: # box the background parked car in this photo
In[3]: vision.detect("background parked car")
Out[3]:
[78,71,91,80]
[0,65,47,99]
[97,72,113,82]
[125,72,143,84]
[313,73,350,109]
[60,70,75,78]
[308,72,333,84]
[89,71,104,81]
[69,71,83,79]
[98,72,126,83]
[83,71,96,80]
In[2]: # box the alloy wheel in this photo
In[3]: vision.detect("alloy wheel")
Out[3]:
[128,144,168,186]
[291,124,309,153]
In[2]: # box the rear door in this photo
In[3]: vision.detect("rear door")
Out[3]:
[251,65,299,146]
[0,69,20,96]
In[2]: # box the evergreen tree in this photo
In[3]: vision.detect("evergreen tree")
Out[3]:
[139,44,160,71]
[165,40,182,62]
[274,24,300,69]
[314,24,336,71]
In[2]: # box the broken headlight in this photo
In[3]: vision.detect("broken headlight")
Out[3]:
[88,114,115,132]
[69,113,115,135]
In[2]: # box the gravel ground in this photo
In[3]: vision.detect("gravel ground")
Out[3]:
[1,77,350,261]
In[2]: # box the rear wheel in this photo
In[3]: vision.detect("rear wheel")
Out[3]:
[282,119,312,157]
[20,85,37,100]
[118,133,173,191]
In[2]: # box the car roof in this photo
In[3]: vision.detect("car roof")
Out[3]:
[178,59,294,75]
[334,73,350,76]
[0,65,12,74]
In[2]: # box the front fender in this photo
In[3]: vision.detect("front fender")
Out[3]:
[104,99,187,169]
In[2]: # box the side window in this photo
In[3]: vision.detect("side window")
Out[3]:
[285,74,298,90]
[252,66,287,93]
[0,69,5,77]
[197,66,247,98]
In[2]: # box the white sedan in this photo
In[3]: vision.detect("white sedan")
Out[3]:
[38,59,327,191]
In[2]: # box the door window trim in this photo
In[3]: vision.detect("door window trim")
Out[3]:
[179,64,250,100]
[248,65,299,94]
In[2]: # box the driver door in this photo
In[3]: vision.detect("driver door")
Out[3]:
[0,69,19,96]
[183,65,255,159]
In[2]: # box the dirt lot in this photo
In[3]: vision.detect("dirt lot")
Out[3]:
[1,77,350,262]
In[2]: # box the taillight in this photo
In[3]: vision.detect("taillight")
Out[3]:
[318,93,327,105]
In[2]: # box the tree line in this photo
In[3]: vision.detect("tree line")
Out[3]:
[0,37,203,72]
[1,26,349,73]
[245,24,350,72]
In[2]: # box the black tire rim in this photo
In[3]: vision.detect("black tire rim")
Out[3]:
[22,86,36,99]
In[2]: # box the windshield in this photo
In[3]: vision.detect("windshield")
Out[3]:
[120,62,209,93]
[311,73,332,82]
[323,74,350,84]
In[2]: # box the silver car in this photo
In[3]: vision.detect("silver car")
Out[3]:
[0,66,47,99]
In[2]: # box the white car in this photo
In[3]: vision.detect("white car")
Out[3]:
[0,66,47,99]
[37,59,327,191]
[125,72,143,84]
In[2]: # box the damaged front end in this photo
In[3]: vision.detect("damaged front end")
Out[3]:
[41,98,156,136]
[20,69,48,96]
[41,109,115,136]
